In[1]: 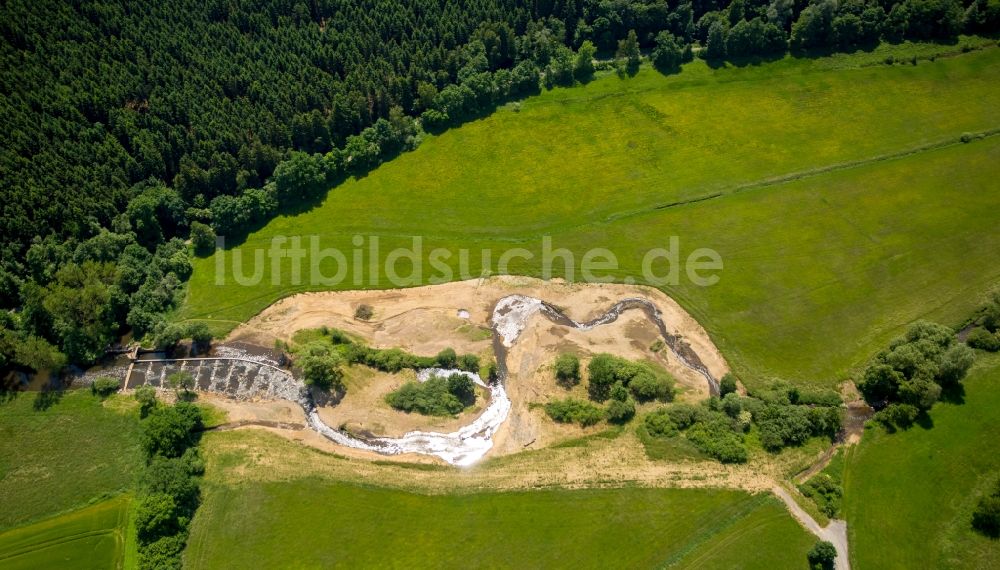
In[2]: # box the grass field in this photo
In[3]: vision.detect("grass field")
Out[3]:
[0,495,130,570]
[843,352,1000,569]
[184,478,813,569]
[0,391,143,529]
[178,45,1000,389]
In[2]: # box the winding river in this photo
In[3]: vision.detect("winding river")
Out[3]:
[297,294,717,466]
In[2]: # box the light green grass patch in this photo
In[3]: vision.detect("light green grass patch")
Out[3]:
[179,47,1000,390]
[0,495,129,570]
[844,353,1000,569]
[0,391,143,529]
[184,479,813,569]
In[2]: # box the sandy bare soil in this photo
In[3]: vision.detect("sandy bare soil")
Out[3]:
[226,276,730,460]
[201,424,826,497]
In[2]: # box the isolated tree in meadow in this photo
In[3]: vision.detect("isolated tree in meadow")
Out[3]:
[807,540,837,569]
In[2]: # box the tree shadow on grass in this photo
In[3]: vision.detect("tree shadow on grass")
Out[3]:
[940,382,966,405]
[915,410,935,430]
[33,384,64,411]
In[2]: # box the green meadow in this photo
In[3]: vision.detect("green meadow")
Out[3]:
[179,46,1000,389]
[843,352,1000,569]
[0,495,130,570]
[184,478,813,569]
[0,391,143,529]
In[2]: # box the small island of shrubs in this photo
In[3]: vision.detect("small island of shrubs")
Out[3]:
[386,373,477,416]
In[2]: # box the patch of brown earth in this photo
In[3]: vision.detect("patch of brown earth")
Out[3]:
[226,276,729,462]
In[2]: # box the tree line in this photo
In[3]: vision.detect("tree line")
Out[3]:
[2,0,997,373]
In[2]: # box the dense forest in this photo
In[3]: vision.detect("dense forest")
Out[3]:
[1,0,998,373]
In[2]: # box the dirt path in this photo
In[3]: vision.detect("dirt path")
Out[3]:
[772,486,850,570]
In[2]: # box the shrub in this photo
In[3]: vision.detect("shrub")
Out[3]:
[719,373,738,397]
[587,353,674,402]
[554,354,581,387]
[721,393,742,417]
[686,412,747,463]
[545,398,605,426]
[91,376,120,398]
[186,322,213,348]
[644,409,678,437]
[666,403,704,430]
[457,353,480,373]
[354,304,374,321]
[807,540,837,570]
[134,385,158,418]
[873,403,920,429]
[800,474,843,518]
[756,404,815,451]
[587,353,620,401]
[446,374,476,405]
[386,374,474,416]
[435,347,457,368]
[296,342,344,392]
[141,402,203,458]
[966,327,1000,352]
[628,369,674,402]
[606,397,637,424]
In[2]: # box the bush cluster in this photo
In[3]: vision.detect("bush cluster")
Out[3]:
[385,373,476,416]
[295,341,345,392]
[91,376,120,398]
[553,354,581,387]
[641,402,748,463]
[966,327,1000,352]
[858,321,974,426]
[800,474,843,518]
[640,379,844,464]
[587,353,675,403]
[342,342,480,375]
[544,398,605,427]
